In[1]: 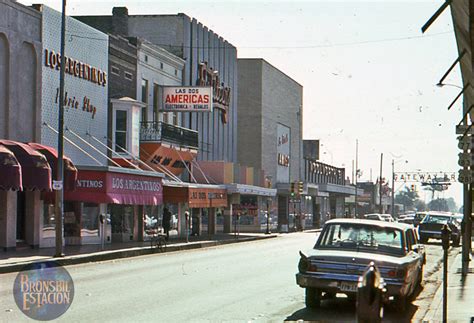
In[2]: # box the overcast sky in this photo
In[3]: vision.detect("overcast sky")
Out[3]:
[19,0,464,206]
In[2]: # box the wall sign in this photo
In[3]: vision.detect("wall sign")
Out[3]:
[277,123,290,183]
[44,49,107,87]
[197,62,231,123]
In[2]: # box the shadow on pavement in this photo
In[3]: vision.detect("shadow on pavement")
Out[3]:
[285,294,419,323]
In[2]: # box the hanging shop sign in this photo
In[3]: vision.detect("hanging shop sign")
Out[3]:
[394,172,457,183]
[162,86,212,112]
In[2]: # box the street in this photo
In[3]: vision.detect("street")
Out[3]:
[0,232,456,322]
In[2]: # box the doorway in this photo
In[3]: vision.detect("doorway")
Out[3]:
[16,191,26,243]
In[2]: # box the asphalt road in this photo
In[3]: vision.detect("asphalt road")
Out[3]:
[0,232,453,322]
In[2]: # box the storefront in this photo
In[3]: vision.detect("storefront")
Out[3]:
[0,140,79,250]
[225,184,277,233]
[61,166,163,245]
[163,182,227,236]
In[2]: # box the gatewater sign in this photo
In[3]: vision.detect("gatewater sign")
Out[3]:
[13,261,74,321]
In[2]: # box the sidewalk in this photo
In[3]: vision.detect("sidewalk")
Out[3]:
[423,241,474,323]
[0,232,278,274]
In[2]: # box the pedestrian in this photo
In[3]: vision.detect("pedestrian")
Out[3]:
[162,207,171,241]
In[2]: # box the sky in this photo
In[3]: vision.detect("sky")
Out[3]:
[18,0,465,207]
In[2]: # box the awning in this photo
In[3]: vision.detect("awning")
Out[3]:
[225,183,277,197]
[163,181,228,208]
[64,167,163,205]
[28,142,78,191]
[0,140,52,191]
[0,145,22,191]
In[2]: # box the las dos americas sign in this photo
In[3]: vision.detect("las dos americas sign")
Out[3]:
[394,172,457,183]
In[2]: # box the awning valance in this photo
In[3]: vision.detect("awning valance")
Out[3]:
[0,145,22,191]
[163,183,227,208]
[0,140,52,191]
[64,168,163,205]
[28,142,78,191]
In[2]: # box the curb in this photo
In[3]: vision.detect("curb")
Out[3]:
[0,234,277,274]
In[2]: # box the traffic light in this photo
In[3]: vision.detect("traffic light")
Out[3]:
[290,182,296,197]
[298,181,304,195]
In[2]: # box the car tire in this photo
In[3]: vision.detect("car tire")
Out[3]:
[305,287,321,309]
[452,236,460,247]
[394,296,408,312]
[417,266,423,288]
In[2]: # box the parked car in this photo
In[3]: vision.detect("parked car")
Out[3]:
[296,219,425,310]
[418,212,461,246]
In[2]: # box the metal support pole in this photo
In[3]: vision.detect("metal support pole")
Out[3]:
[54,0,67,258]
[462,183,472,276]
[265,199,271,234]
[379,153,383,213]
[355,140,358,218]
[443,246,448,323]
[391,160,395,218]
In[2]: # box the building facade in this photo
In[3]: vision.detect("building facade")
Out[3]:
[237,58,303,231]
[0,0,43,250]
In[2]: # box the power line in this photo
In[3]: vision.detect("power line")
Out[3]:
[65,29,453,49]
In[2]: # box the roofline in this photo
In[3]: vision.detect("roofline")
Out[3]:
[238,58,304,88]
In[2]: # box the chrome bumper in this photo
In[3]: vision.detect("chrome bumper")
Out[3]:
[296,272,406,297]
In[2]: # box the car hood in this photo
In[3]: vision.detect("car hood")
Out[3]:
[302,248,406,266]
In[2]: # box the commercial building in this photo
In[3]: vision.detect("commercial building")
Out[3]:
[237,59,303,231]
[0,0,44,250]
[76,8,276,235]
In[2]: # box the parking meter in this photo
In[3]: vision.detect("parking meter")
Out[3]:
[356,261,385,323]
[441,224,451,250]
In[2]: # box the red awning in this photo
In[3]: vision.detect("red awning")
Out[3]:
[0,140,52,191]
[0,145,22,191]
[28,143,78,191]
[64,169,163,205]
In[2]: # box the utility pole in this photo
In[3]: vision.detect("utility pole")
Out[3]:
[355,140,358,218]
[54,0,67,257]
[379,153,383,213]
[391,159,395,218]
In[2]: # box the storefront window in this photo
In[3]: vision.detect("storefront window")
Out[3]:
[42,204,55,238]
[144,205,161,235]
[82,203,99,237]
[109,204,134,241]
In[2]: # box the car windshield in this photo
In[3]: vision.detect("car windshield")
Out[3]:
[424,215,450,224]
[317,223,404,256]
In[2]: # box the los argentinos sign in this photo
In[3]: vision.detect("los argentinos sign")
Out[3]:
[162,87,212,112]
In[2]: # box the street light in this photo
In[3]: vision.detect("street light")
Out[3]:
[436,82,463,89]
[391,159,408,218]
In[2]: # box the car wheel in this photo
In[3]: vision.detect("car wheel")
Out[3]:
[452,236,460,247]
[417,266,423,288]
[305,287,321,308]
[394,296,408,312]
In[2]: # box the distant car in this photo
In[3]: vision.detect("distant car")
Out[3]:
[398,215,415,225]
[413,212,428,227]
[380,214,394,222]
[418,212,461,246]
[296,219,425,310]
[363,213,384,221]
